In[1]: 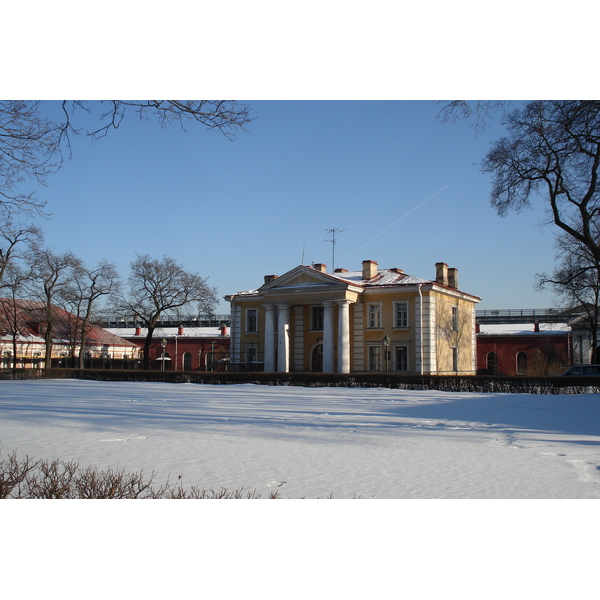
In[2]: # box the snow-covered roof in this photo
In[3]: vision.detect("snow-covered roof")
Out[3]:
[1,333,45,344]
[478,323,571,335]
[106,327,229,339]
[328,269,431,287]
[227,264,478,299]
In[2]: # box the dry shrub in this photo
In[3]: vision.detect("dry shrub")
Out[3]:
[1,445,280,499]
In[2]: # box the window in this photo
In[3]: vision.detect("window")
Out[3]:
[246,308,258,333]
[452,347,458,372]
[487,352,498,374]
[394,301,409,328]
[395,346,409,371]
[368,345,382,371]
[516,352,528,375]
[311,306,324,331]
[368,303,382,329]
[451,306,458,331]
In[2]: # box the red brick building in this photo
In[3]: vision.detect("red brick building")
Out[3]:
[476,323,572,376]
[106,324,230,371]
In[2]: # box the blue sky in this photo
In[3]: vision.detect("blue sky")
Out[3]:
[34,100,558,314]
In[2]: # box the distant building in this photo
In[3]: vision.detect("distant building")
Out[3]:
[476,322,572,376]
[0,298,137,369]
[225,260,480,374]
[106,324,230,371]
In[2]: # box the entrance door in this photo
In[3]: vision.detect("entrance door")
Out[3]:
[311,344,323,372]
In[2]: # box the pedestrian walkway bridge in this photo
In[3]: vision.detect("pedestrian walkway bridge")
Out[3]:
[476,308,578,324]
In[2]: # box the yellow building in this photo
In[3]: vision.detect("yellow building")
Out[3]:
[225,260,480,374]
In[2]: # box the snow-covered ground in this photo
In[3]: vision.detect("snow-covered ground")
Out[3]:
[2,379,599,597]
[1,379,599,499]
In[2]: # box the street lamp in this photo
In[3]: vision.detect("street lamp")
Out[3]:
[383,334,391,374]
[161,338,167,371]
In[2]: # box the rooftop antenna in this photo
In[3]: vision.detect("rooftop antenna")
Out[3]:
[324,228,346,273]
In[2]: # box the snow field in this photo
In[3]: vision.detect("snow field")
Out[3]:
[1,379,599,598]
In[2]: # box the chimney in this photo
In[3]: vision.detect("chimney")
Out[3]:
[334,267,348,273]
[435,262,448,286]
[135,325,142,336]
[313,263,327,273]
[220,324,228,336]
[178,325,184,336]
[264,275,278,284]
[448,268,458,290]
[362,260,378,280]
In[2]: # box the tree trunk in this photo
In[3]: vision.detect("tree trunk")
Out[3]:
[78,325,88,369]
[143,325,157,370]
[44,324,53,370]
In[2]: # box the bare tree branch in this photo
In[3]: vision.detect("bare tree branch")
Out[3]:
[0,100,253,220]
[480,101,600,265]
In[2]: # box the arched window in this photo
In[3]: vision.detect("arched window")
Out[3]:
[183,352,192,371]
[516,352,528,375]
[487,352,498,374]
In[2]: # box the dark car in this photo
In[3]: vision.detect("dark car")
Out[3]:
[560,364,600,376]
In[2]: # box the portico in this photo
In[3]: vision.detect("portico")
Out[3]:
[260,297,354,373]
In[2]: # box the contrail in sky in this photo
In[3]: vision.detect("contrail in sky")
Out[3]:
[346,184,450,258]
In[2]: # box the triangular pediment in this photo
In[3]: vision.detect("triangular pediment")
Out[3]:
[260,265,350,293]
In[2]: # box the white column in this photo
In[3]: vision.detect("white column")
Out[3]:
[322,301,335,373]
[232,304,242,364]
[294,305,304,371]
[276,302,290,372]
[263,303,275,372]
[337,299,352,373]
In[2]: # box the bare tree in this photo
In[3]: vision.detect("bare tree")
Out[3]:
[0,223,42,370]
[537,235,600,363]
[0,100,253,220]
[115,254,217,369]
[58,260,121,368]
[30,249,82,369]
[0,264,37,370]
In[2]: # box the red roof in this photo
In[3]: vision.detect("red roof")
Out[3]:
[0,298,137,348]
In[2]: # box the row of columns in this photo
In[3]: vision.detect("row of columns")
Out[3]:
[263,300,352,373]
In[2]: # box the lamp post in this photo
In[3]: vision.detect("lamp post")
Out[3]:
[161,338,167,371]
[383,334,391,374]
